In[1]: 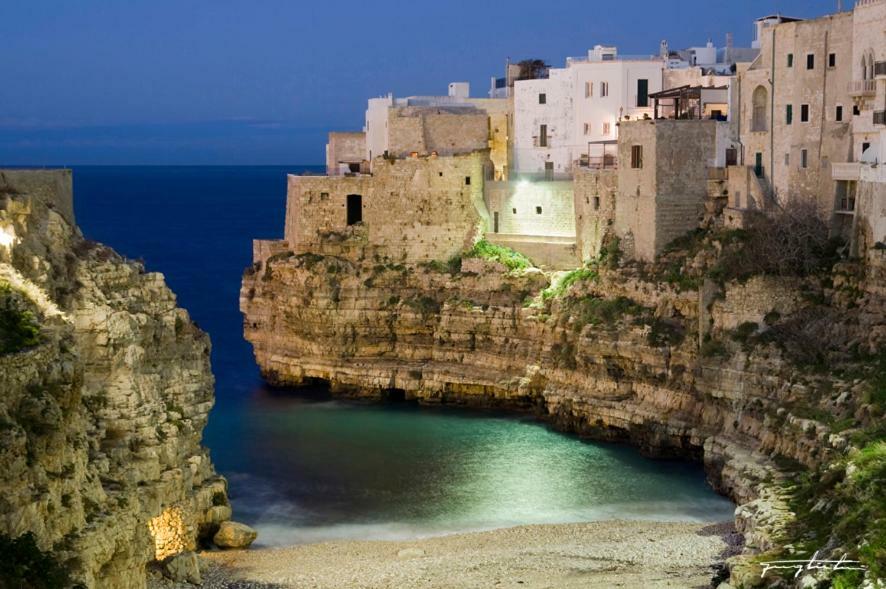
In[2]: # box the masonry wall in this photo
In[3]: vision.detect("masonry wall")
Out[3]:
[326,132,366,174]
[739,12,853,211]
[574,167,617,261]
[614,121,659,260]
[387,107,489,158]
[484,180,575,237]
[284,152,488,263]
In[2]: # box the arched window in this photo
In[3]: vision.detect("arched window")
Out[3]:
[752,85,768,132]
[869,52,876,80]
[862,55,868,80]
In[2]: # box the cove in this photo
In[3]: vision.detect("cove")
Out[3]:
[70,165,734,547]
[212,386,734,546]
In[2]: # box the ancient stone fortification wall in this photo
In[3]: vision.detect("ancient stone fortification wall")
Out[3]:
[854,179,886,252]
[0,170,229,588]
[285,152,489,263]
[387,106,489,158]
[573,168,617,261]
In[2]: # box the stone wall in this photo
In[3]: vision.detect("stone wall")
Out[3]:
[284,152,489,263]
[0,170,229,588]
[710,276,805,330]
[574,168,617,261]
[387,106,489,158]
[615,120,721,261]
[484,180,575,237]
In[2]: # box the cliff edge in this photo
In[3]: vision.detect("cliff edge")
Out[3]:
[0,170,230,588]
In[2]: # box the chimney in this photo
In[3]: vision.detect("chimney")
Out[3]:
[660,39,669,60]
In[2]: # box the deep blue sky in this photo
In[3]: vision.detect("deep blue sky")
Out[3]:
[1,0,842,165]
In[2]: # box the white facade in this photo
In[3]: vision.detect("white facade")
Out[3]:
[513,46,663,175]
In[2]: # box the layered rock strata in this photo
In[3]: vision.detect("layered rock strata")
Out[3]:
[0,170,229,588]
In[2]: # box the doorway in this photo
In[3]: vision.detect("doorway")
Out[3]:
[346,194,362,225]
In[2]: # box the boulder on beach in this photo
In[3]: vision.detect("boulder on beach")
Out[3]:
[213,521,258,549]
[162,551,202,584]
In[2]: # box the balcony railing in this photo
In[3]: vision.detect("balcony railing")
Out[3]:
[848,79,877,96]
[874,110,886,126]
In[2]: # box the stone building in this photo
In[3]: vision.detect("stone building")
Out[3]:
[325,132,367,176]
[278,151,488,264]
[614,119,729,261]
[736,12,854,210]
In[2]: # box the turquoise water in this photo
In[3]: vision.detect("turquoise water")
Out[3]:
[70,165,734,546]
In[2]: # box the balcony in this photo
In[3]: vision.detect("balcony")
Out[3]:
[875,110,886,126]
[876,61,886,78]
[832,162,861,181]
[848,79,876,96]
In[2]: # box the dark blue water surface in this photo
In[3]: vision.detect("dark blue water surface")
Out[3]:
[71,166,733,546]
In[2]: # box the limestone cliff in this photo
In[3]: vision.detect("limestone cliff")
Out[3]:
[242,236,885,587]
[0,170,229,588]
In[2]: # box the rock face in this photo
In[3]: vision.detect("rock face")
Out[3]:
[0,170,229,587]
[241,245,885,583]
[212,521,257,549]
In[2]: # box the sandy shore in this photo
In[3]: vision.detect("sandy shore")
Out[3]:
[188,520,740,589]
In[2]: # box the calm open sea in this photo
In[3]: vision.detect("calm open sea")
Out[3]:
[70,165,733,546]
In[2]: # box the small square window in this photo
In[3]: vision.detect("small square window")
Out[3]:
[801,104,809,122]
[836,105,843,122]
[806,53,815,69]
[320,192,329,200]
[439,171,443,177]
[464,176,471,185]
[539,93,547,104]
[535,206,542,215]
[787,53,794,67]
[512,208,517,214]
[828,53,836,68]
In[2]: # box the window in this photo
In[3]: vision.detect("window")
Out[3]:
[600,82,609,97]
[786,104,793,125]
[801,149,808,168]
[602,122,610,136]
[637,79,649,107]
[346,194,363,225]
[320,192,329,200]
[583,122,591,135]
[853,105,860,116]
[593,196,600,211]
[585,81,593,98]
[828,53,836,68]
[631,145,643,168]
[539,124,548,147]
[538,93,546,104]
[806,53,815,69]
[836,105,843,122]
[787,53,794,67]
[464,176,471,186]
[752,85,768,131]
[801,104,809,122]
[544,161,554,180]
[512,208,517,214]
[535,206,543,215]
[785,153,790,166]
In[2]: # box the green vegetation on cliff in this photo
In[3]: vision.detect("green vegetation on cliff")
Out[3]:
[463,239,533,271]
[0,283,40,354]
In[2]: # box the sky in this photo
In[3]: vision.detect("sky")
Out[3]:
[1,0,843,165]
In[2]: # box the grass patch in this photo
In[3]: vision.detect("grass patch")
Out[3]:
[542,267,598,300]
[463,239,532,272]
[562,295,643,332]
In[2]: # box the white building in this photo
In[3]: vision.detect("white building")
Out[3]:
[513,45,664,176]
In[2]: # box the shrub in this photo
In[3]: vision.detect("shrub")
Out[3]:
[0,284,41,354]
[700,338,728,358]
[542,267,598,300]
[647,318,686,347]
[0,532,80,589]
[463,239,532,271]
[563,295,642,332]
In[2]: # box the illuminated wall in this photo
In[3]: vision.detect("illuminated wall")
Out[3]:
[484,180,576,237]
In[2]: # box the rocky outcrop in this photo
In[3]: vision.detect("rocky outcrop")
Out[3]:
[0,170,229,588]
[241,244,885,585]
